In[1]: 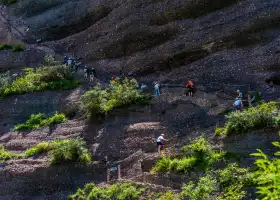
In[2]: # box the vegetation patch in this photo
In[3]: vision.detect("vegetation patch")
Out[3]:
[69,182,145,200]
[0,43,24,51]
[80,78,150,118]
[0,145,22,162]
[152,138,225,173]
[220,102,280,135]
[14,113,67,131]
[1,138,91,164]
[0,64,79,97]
[0,0,16,5]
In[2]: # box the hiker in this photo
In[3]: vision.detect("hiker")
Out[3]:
[89,68,95,83]
[233,98,243,112]
[154,81,160,96]
[236,90,243,99]
[84,66,88,79]
[67,58,73,70]
[156,134,167,154]
[63,56,68,64]
[186,80,194,97]
[140,84,147,90]
[92,67,97,78]
[266,81,273,89]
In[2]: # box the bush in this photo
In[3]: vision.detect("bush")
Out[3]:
[216,185,246,200]
[69,182,145,200]
[25,142,52,157]
[0,71,12,93]
[14,113,67,131]
[12,43,24,52]
[215,127,225,136]
[223,102,279,135]
[80,78,150,118]
[50,138,91,164]
[152,138,225,174]
[0,145,18,162]
[180,174,217,200]
[0,44,13,50]
[0,0,16,5]
[217,163,255,188]
[156,190,180,200]
[1,65,79,97]
[251,138,280,199]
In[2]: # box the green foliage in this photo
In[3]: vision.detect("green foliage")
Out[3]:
[0,145,19,162]
[1,65,79,97]
[217,163,255,188]
[223,102,279,135]
[43,54,58,66]
[69,182,145,200]
[0,0,16,5]
[156,190,180,200]
[12,43,24,52]
[13,113,67,131]
[0,44,12,50]
[151,156,197,173]
[80,78,150,118]
[50,138,91,165]
[251,139,280,200]
[215,127,225,136]
[0,71,12,93]
[180,174,217,200]
[25,142,52,157]
[152,138,225,174]
[216,185,246,200]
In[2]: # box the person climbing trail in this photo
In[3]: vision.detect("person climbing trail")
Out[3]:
[154,81,160,96]
[186,80,194,97]
[233,98,243,112]
[89,68,95,83]
[236,90,243,99]
[63,55,68,64]
[67,58,73,70]
[156,134,167,154]
[92,67,97,78]
[84,66,88,79]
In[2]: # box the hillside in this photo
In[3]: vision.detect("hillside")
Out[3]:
[1,0,280,199]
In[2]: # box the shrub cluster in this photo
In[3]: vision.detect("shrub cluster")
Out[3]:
[69,182,145,200]
[0,65,79,97]
[0,145,22,162]
[152,138,225,173]
[217,102,280,136]
[0,71,12,93]
[14,113,67,131]
[80,78,150,118]
[0,43,24,51]
[1,138,91,165]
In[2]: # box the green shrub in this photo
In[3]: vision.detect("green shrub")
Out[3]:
[14,113,67,131]
[217,163,255,188]
[0,71,12,93]
[50,138,91,164]
[152,138,225,174]
[180,174,217,200]
[69,182,145,200]
[25,142,52,157]
[216,185,246,200]
[12,43,24,52]
[80,78,150,118]
[0,44,13,50]
[223,102,279,135]
[215,127,225,136]
[156,190,180,200]
[0,0,16,5]
[0,145,18,162]
[251,138,280,199]
[1,65,79,97]
[182,138,225,171]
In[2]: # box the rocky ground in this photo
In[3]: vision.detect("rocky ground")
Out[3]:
[1,0,280,199]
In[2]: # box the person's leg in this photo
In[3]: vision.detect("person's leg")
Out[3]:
[157,88,160,96]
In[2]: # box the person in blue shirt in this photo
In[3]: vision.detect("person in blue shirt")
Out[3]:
[233,98,243,112]
[63,56,68,64]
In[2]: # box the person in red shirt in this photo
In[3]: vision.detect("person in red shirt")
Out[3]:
[186,81,194,97]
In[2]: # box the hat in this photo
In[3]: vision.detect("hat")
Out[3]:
[237,90,240,92]
[161,134,164,136]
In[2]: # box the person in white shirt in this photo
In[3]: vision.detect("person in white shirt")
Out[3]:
[154,81,160,96]
[156,134,167,153]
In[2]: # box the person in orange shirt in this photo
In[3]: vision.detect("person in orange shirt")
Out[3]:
[186,80,194,97]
